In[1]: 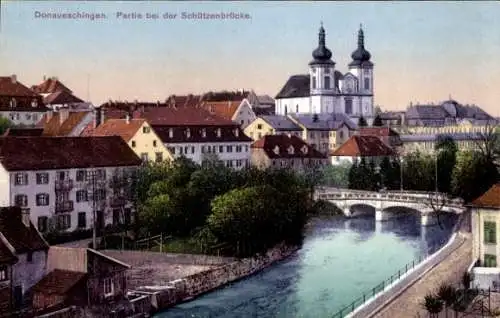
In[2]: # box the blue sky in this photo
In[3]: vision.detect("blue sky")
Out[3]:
[1,1,499,114]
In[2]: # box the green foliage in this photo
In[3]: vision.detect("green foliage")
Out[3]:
[358,116,368,127]
[451,150,499,202]
[0,116,13,134]
[435,136,458,193]
[348,158,379,191]
[462,271,472,290]
[319,162,351,188]
[402,151,435,191]
[372,114,384,127]
[437,283,458,307]
[423,294,444,316]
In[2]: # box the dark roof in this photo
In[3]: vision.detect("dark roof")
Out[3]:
[349,27,373,67]
[252,135,326,159]
[260,115,303,131]
[0,238,17,264]
[253,107,275,116]
[203,91,250,102]
[400,132,485,142]
[331,135,395,157]
[378,111,404,120]
[405,101,496,126]
[471,183,500,209]
[0,76,37,97]
[31,269,86,295]
[0,207,49,253]
[3,128,44,137]
[275,75,310,99]
[0,136,141,171]
[290,113,357,130]
[310,25,335,66]
[31,78,73,94]
[256,95,275,106]
[154,125,252,144]
[43,90,84,105]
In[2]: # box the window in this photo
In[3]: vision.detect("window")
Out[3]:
[113,209,122,225]
[364,78,370,90]
[216,128,221,137]
[97,169,106,180]
[312,77,316,89]
[124,208,132,225]
[484,221,497,244]
[27,252,33,263]
[78,212,86,228]
[153,140,157,147]
[236,145,242,152]
[0,267,6,281]
[240,120,244,125]
[36,173,49,184]
[76,190,88,202]
[257,124,262,130]
[76,170,86,182]
[153,152,162,163]
[219,146,224,153]
[168,128,174,138]
[14,194,27,207]
[131,140,136,148]
[140,153,148,162]
[325,68,331,74]
[36,193,49,206]
[14,173,28,186]
[104,278,114,296]
[168,147,176,155]
[185,128,191,138]
[484,254,497,267]
[38,216,48,232]
[324,76,331,89]
[201,128,207,138]
[58,171,66,181]
[245,145,249,152]
[93,189,106,201]
[345,98,353,115]
[191,146,195,154]
[143,126,151,134]
[296,105,299,113]
[56,214,71,230]
[226,146,233,153]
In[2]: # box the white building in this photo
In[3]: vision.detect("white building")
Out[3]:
[0,136,142,234]
[275,24,374,122]
[471,183,500,290]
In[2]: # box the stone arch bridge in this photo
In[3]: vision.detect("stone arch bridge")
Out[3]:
[315,188,465,226]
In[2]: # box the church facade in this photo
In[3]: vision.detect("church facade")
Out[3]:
[275,24,374,121]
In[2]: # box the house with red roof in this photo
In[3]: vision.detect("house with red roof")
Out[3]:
[470,183,500,290]
[31,76,89,111]
[200,98,256,128]
[0,136,142,236]
[0,75,48,126]
[251,135,328,170]
[330,135,395,165]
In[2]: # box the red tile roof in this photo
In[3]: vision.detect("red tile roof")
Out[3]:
[0,238,17,264]
[38,111,90,136]
[89,118,145,142]
[31,269,86,295]
[0,207,49,254]
[0,76,37,97]
[0,136,141,171]
[200,100,243,121]
[3,128,44,137]
[252,135,326,159]
[154,125,252,144]
[331,135,395,157]
[471,183,500,209]
[31,78,72,94]
[43,90,84,105]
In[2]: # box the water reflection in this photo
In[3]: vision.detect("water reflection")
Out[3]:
[156,213,456,318]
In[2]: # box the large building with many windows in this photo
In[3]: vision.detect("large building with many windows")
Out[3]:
[275,24,374,122]
[0,136,142,234]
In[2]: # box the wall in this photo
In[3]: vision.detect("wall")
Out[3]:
[275,97,310,115]
[0,110,46,126]
[12,250,47,298]
[233,100,256,128]
[472,207,500,266]
[86,251,127,305]
[0,164,10,206]
[129,121,173,163]
[137,244,298,312]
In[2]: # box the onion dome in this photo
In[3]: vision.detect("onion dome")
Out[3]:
[349,25,373,67]
[309,23,335,66]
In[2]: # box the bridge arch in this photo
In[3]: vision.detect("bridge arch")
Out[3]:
[347,204,377,218]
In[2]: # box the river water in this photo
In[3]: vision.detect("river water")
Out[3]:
[155,213,456,318]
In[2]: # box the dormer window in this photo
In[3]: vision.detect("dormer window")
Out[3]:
[201,128,206,138]
[288,146,294,155]
[234,129,239,137]
[302,146,308,154]
[273,146,280,155]
[168,128,173,138]
[31,99,38,108]
[186,128,191,138]
[216,128,221,138]
[9,98,16,108]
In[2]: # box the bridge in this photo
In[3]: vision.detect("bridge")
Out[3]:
[315,188,465,226]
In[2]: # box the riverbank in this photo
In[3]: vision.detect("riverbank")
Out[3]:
[125,243,299,314]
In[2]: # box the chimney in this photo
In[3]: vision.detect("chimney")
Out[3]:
[10,74,16,84]
[59,109,69,124]
[125,113,130,124]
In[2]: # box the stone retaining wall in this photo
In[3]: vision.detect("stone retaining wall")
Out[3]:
[131,243,298,313]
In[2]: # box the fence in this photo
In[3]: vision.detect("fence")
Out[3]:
[134,233,170,252]
[331,252,431,318]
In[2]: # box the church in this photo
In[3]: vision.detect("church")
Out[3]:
[275,24,374,122]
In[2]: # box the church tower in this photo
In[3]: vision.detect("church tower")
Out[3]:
[348,25,374,118]
[308,23,336,114]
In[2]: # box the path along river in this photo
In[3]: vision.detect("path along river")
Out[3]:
[156,213,457,318]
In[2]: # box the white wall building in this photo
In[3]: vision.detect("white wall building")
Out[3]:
[0,136,142,234]
[275,24,374,122]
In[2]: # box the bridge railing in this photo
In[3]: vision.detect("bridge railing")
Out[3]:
[331,252,430,318]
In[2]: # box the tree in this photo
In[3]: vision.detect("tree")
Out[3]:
[423,294,444,318]
[473,120,500,168]
[379,157,392,189]
[372,114,384,127]
[320,162,351,188]
[437,284,458,318]
[402,151,434,191]
[374,105,383,115]
[435,136,458,194]
[358,116,368,127]
[0,117,13,134]
[348,160,361,190]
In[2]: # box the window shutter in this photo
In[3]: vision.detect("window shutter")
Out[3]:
[45,194,49,205]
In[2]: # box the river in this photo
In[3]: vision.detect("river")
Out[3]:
[155,213,456,318]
